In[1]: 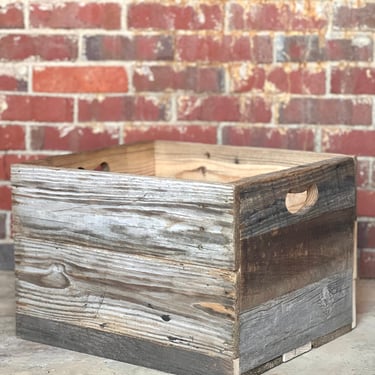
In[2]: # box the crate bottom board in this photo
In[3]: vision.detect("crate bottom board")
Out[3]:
[16,314,352,375]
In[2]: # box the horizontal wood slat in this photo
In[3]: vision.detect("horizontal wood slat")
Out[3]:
[15,236,236,359]
[239,270,353,373]
[12,165,235,269]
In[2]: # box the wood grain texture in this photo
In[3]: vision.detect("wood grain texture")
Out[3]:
[154,142,335,183]
[32,142,156,176]
[237,157,355,238]
[11,142,356,375]
[12,164,235,269]
[15,236,236,359]
[16,314,236,375]
[237,157,355,311]
[239,270,353,373]
[240,208,354,310]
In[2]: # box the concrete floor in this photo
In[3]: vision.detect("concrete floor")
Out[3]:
[0,271,374,375]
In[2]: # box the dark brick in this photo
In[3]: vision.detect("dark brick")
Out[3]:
[85,35,174,61]
[79,96,170,122]
[359,249,375,278]
[279,98,372,125]
[334,3,375,30]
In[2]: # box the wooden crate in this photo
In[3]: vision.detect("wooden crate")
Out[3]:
[12,141,356,375]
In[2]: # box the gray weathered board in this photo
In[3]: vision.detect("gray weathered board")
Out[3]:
[12,141,356,375]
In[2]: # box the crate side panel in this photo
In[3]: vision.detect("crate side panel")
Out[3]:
[15,235,236,360]
[16,314,235,375]
[239,270,352,373]
[238,157,355,311]
[240,208,354,310]
[11,165,235,269]
[155,142,335,168]
[238,157,355,238]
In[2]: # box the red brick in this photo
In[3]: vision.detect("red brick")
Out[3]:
[31,126,119,152]
[134,66,224,93]
[0,74,27,91]
[358,222,375,249]
[1,95,73,122]
[334,4,375,30]
[241,97,272,123]
[322,129,375,157]
[356,159,370,188]
[359,249,375,278]
[0,154,42,180]
[0,185,11,210]
[0,34,78,61]
[30,2,121,30]
[178,96,240,122]
[267,66,325,95]
[128,3,223,30]
[222,126,315,151]
[33,67,128,93]
[178,96,271,123]
[124,125,217,144]
[79,96,169,122]
[326,39,373,62]
[229,2,327,31]
[85,35,173,61]
[331,67,375,95]
[357,189,375,217]
[229,66,266,93]
[0,125,25,150]
[0,3,24,28]
[279,98,372,125]
[176,35,272,63]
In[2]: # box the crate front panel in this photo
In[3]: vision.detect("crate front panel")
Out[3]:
[12,165,235,269]
[15,235,236,359]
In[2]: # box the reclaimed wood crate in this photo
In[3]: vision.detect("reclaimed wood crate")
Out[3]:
[12,141,356,375]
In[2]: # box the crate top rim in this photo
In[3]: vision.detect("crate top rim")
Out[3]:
[10,141,354,188]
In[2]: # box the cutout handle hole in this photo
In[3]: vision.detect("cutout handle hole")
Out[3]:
[285,184,318,214]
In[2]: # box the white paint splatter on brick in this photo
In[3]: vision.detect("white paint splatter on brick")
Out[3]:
[178,96,203,117]
[0,95,8,115]
[135,66,155,82]
[352,36,372,48]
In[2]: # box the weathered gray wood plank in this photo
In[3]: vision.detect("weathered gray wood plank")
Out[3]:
[16,313,236,375]
[240,208,354,310]
[12,165,235,269]
[237,157,355,238]
[15,236,236,359]
[239,270,353,373]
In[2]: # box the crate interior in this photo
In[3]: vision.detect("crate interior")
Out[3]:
[32,141,333,184]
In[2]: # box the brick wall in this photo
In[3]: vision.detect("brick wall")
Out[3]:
[0,0,374,276]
